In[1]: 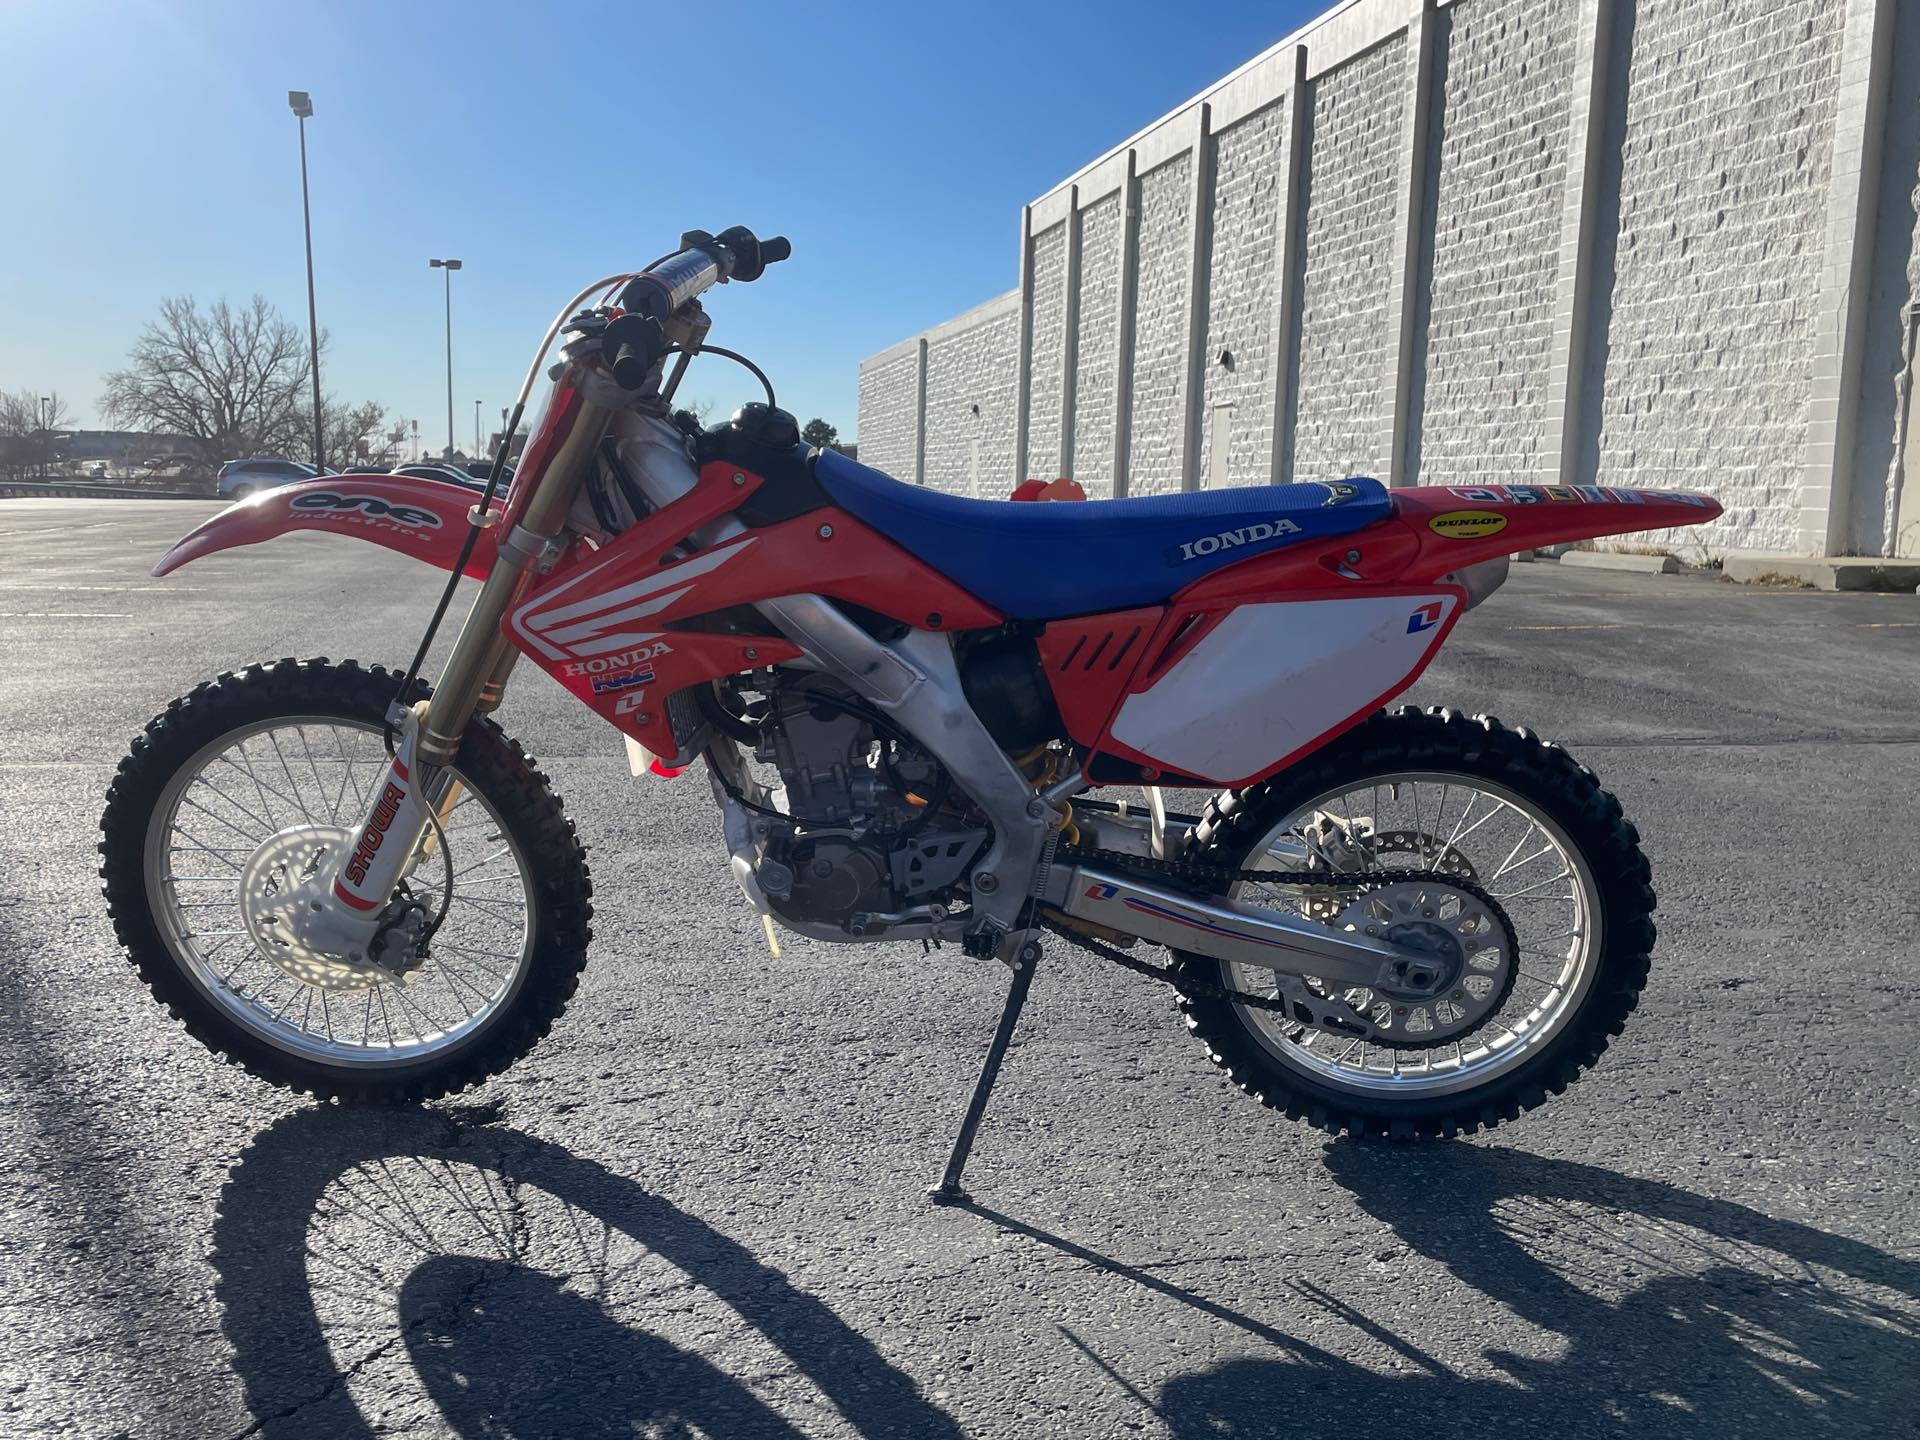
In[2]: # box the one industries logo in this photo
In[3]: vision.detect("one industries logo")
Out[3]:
[1170,518,1302,564]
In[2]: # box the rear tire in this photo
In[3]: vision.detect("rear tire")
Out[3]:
[100,657,593,1102]
[1174,707,1655,1139]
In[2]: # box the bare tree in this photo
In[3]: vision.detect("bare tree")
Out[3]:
[319,399,387,469]
[101,297,320,464]
[0,389,70,479]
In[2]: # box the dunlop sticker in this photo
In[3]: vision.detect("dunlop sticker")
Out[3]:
[1428,510,1508,540]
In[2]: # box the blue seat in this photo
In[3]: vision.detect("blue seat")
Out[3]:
[813,450,1391,621]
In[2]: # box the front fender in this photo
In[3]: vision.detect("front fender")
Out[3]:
[152,477,503,579]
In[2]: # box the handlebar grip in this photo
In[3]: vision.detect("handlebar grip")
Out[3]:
[761,235,791,266]
[610,340,651,390]
[603,312,665,390]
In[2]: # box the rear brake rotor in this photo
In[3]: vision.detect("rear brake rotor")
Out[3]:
[1310,878,1517,1049]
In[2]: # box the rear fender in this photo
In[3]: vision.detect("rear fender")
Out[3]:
[151,477,503,578]
[1388,483,1722,580]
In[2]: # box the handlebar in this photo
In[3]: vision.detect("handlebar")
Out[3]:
[605,225,789,389]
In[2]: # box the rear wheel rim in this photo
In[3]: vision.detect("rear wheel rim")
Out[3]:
[1224,771,1602,1099]
[143,716,535,1068]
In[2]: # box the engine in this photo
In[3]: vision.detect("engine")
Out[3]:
[728,674,989,933]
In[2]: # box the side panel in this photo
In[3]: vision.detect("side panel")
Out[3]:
[1101,588,1463,788]
[152,477,503,579]
[1035,606,1165,748]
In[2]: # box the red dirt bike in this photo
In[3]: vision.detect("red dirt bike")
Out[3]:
[101,226,1719,1198]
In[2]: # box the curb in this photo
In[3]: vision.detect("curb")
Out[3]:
[0,482,210,501]
[1723,552,1920,592]
[1558,550,1680,575]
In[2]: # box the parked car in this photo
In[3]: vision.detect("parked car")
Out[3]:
[391,464,486,491]
[216,458,334,500]
[339,464,394,475]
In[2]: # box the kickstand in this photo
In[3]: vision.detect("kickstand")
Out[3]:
[928,940,1040,1206]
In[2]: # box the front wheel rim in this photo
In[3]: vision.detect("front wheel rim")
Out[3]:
[143,716,536,1068]
[1223,771,1603,1099]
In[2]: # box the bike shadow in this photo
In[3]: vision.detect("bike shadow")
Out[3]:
[970,1141,1920,1437]
[212,1104,963,1440]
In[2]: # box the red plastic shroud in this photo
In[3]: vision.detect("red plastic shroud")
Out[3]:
[502,461,1002,746]
[1040,482,1722,786]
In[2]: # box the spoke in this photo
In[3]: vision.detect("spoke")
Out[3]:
[372,985,396,1048]
[265,729,315,824]
[1520,936,1578,955]
[1495,840,1559,881]
[451,893,528,912]
[1426,783,1450,867]
[1490,821,1542,882]
[450,846,513,882]
[221,749,284,832]
[178,796,267,846]
[329,727,363,824]
[294,727,334,822]
[432,948,511,985]
[1493,869,1573,902]
[190,770,280,836]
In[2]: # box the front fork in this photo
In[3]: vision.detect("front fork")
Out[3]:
[312,374,615,958]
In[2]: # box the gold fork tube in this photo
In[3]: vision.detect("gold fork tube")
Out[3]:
[418,386,612,763]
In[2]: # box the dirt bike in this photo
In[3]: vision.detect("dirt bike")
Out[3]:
[100,225,1719,1198]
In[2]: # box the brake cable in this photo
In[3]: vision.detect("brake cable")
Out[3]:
[663,344,777,409]
[384,270,638,750]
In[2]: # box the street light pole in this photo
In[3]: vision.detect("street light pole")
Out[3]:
[429,258,462,458]
[474,399,482,457]
[39,396,50,479]
[288,92,324,472]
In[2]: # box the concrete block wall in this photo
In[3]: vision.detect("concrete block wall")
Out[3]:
[858,0,1920,559]
[1289,34,1407,486]
[854,347,920,484]
[1410,0,1572,485]
[1198,100,1287,489]
[1126,155,1194,497]
[1023,224,1069,477]
[1584,0,1843,556]
[1070,193,1126,497]
[923,295,1021,499]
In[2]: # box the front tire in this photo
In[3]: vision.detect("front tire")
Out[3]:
[100,657,593,1102]
[1174,707,1655,1139]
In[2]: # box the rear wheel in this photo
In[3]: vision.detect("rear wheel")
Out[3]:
[229,483,256,500]
[99,658,593,1102]
[1174,707,1655,1138]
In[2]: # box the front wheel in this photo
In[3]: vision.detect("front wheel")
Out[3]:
[1174,707,1656,1138]
[99,658,593,1102]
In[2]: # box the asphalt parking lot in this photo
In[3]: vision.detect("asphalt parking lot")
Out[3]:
[1,497,1916,1439]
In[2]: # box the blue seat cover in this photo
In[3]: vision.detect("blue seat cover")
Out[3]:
[813,449,1391,621]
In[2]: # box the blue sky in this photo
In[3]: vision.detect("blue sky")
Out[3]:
[0,0,1314,445]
